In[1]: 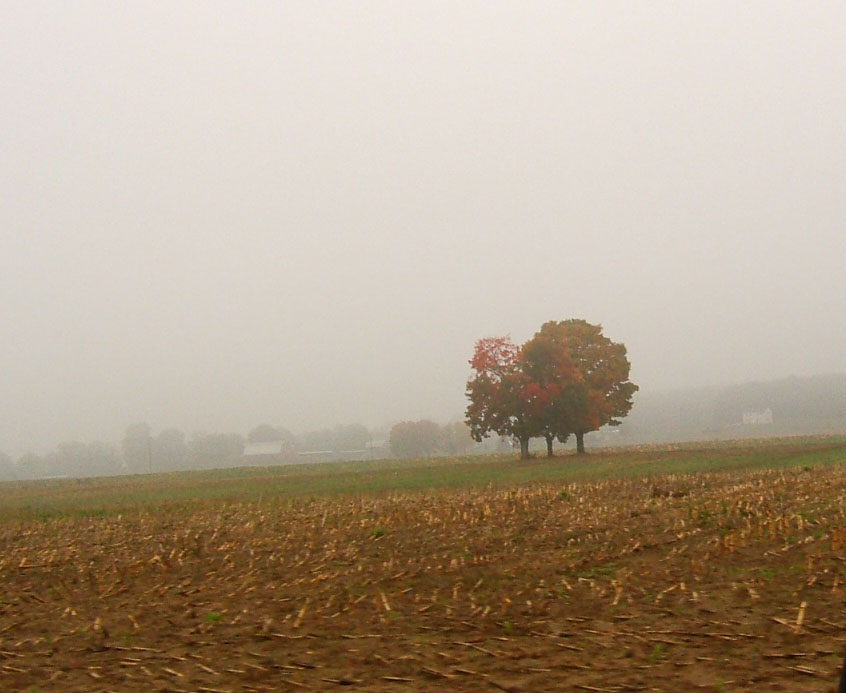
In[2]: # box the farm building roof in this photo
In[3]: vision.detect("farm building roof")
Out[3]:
[243,441,285,456]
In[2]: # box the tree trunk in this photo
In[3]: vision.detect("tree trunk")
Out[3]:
[519,437,530,459]
[545,435,554,458]
[575,431,586,455]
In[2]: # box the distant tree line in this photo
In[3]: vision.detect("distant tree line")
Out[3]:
[121,423,246,474]
[388,420,474,458]
[622,373,846,444]
[0,421,408,480]
[4,442,121,479]
[292,424,370,453]
[711,374,846,431]
[0,416,480,480]
[1,426,249,480]
[244,422,374,451]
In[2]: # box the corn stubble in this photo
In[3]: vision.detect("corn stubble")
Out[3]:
[1,463,846,691]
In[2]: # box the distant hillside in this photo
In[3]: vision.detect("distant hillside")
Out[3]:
[618,374,846,444]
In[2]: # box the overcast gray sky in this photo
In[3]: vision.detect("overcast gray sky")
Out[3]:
[1,1,844,453]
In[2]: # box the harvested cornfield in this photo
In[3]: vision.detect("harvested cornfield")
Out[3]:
[2,443,846,691]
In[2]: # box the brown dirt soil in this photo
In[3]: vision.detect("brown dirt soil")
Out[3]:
[2,464,846,692]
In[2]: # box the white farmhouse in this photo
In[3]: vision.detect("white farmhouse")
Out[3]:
[742,408,773,425]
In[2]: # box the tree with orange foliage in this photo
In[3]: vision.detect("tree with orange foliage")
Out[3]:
[521,331,582,457]
[528,320,637,454]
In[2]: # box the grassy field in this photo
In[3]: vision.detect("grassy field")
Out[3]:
[2,436,846,692]
[2,435,845,521]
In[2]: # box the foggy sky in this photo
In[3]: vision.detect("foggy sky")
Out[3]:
[2,2,845,454]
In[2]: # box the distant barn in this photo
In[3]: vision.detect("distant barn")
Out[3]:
[242,441,294,466]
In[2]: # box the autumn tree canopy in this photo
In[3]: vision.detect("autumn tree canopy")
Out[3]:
[527,320,638,453]
[465,336,562,459]
[466,320,637,458]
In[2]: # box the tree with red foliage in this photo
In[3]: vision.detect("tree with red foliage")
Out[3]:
[465,337,559,459]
